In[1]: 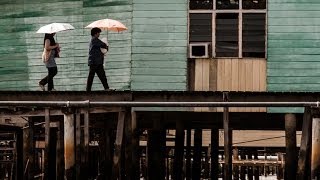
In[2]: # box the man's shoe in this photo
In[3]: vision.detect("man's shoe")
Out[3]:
[39,84,45,91]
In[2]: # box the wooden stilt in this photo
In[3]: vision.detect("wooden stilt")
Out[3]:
[56,120,64,180]
[124,108,134,179]
[247,152,253,180]
[297,107,312,180]
[240,150,246,180]
[253,151,259,180]
[186,129,191,180]
[211,128,219,180]
[285,113,297,180]
[75,109,81,180]
[192,129,202,180]
[173,120,184,180]
[311,117,320,179]
[44,108,50,179]
[233,148,240,180]
[223,105,232,180]
[131,111,140,180]
[113,111,125,180]
[83,109,89,179]
[23,118,34,180]
[64,112,75,180]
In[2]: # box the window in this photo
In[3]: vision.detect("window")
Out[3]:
[189,0,266,58]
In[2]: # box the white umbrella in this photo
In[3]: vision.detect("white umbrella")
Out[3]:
[85,19,127,32]
[36,23,75,34]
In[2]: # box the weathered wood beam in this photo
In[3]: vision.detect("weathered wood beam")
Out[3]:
[131,111,140,180]
[185,129,191,180]
[75,110,81,180]
[23,118,34,180]
[233,148,240,180]
[224,106,232,180]
[173,120,184,180]
[56,120,64,180]
[311,117,320,179]
[43,108,50,179]
[64,112,75,180]
[285,113,297,180]
[81,109,89,179]
[124,108,133,179]
[297,107,312,180]
[113,111,125,180]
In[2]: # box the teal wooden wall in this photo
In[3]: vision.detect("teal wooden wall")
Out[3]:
[267,0,320,112]
[0,0,132,91]
[131,0,188,91]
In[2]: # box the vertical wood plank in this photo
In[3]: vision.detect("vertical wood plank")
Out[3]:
[82,109,89,179]
[75,110,81,180]
[202,59,210,111]
[173,120,185,180]
[238,59,246,112]
[217,59,225,91]
[209,59,218,91]
[224,59,232,91]
[131,111,140,180]
[186,129,192,180]
[192,129,202,180]
[57,120,64,180]
[64,112,75,180]
[194,59,203,91]
[311,117,320,179]
[223,106,232,180]
[230,59,239,112]
[211,128,219,180]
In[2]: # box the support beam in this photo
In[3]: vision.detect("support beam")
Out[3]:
[131,111,140,180]
[186,129,191,180]
[124,108,133,179]
[64,112,75,180]
[113,111,125,180]
[82,109,89,178]
[23,118,34,180]
[233,148,239,180]
[192,129,202,180]
[173,120,184,180]
[147,119,166,180]
[75,110,81,180]
[312,118,320,179]
[43,108,50,179]
[211,128,219,180]
[224,106,232,180]
[56,120,64,180]
[297,107,312,180]
[285,113,297,180]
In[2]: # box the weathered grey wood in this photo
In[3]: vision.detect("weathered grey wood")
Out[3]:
[75,110,81,180]
[104,121,112,179]
[192,129,202,180]
[113,111,125,180]
[173,120,184,180]
[56,120,64,180]
[297,107,312,180]
[16,130,23,180]
[247,152,253,180]
[240,151,246,180]
[253,151,259,180]
[64,113,75,180]
[211,128,219,180]
[224,106,232,180]
[285,113,297,180]
[186,129,191,180]
[43,108,50,179]
[311,117,320,179]
[124,108,133,179]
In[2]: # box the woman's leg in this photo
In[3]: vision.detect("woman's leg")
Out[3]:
[47,67,57,91]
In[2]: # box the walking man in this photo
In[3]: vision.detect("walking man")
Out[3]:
[86,27,110,91]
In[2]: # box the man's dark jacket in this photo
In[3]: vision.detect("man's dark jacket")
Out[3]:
[88,37,108,65]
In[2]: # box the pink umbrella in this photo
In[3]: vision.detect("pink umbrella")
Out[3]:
[85,19,127,32]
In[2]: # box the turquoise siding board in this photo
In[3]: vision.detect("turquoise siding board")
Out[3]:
[267,0,320,112]
[0,0,132,91]
[131,0,188,91]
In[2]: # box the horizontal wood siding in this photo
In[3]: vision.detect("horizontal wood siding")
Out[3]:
[0,0,132,90]
[131,0,188,91]
[267,0,320,112]
[194,58,266,112]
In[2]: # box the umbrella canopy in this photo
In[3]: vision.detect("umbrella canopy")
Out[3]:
[85,19,127,32]
[36,23,75,34]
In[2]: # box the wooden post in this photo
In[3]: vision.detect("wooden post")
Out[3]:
[147,118,166,180]
[113,111,125,180]
[297,107,312,180]
[186,129,191,180]
[223,106,232,180]
[233,148,239,180]
[253,151,259,180]
[285,113,297,180]
[75,109,81,180]
[23,118,34,180]
[131,111,140,180]
[192,129,202,180]
[64,112,75,180]
[312,117,320,179]
[240,150,246,180]
[173,120,184,180]
[82,109,89,178]
[211,128,219,180]
[56,120,64,180]
[43,108,50,179]
[16,129,23,180]
[247,152,253,180]
[124,108,133,179]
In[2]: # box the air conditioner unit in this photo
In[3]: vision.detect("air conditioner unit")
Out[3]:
[189,43,210,58]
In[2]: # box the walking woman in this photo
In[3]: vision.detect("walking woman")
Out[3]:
[39,33,59,91]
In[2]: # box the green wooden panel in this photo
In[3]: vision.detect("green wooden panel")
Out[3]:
[132,75,186,83]
[269,11,320,18]
[268,77,320,84]
[131,82,186,90]
[132,61,186,68]
[269,0,320,3]
[268,40,320,48]
[133,3,187,11]
[269,32,320,40]
[268,18,320,26]
[133,11,186,18]
[133,0,186,4]
[268,62,320,69]
[133,18,187,25]
[132,68,186,76]
[132,54,186,61]
[269,3,320,11]
[269,26,320,33]
[268,69,320,77]
[133,25,187,33]
[268,55,320,62]
[268,48,320,55]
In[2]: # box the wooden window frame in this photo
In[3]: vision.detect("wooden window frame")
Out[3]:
[188,0,267,58]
